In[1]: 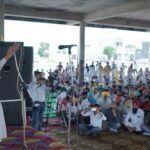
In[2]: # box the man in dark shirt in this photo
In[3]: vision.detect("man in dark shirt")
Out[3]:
[104,102,121,133]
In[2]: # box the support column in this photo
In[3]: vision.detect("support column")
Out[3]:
[0,0,5,41]
[79,21,85,81]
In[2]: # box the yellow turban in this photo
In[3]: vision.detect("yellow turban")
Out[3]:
[102,91,110,97]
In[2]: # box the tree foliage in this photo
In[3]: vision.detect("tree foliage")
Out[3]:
[38,42,50,58]
[103,46,116,60]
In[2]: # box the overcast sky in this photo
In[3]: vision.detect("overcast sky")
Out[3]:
[4,19,150,63]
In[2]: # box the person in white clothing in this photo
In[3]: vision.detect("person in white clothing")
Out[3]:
[81,97,90,111]
[79,104,106,135]
[97,91,112,111]
[127,64,134,81]
[28,74,47,130]
[124,101,144,132]
[103,62,111,83]
[89,62,95,81]
[57,88,67,113]
[97,62,103,84]
[0,43,20,142]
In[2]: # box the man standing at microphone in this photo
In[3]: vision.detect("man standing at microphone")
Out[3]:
[28,72,47,130]
[0,43,20,142]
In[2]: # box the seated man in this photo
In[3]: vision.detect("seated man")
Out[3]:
[122,98,133,120]
[80,91,90,110]
[60,95,71,127]
[87,91,97,105]
[104,102,121,133]
[97,91,112,111]
[80,92,91,125]
[0,43,20,142]
[124,101,144,132]
[57,87,67,114]
[79,104,106,136]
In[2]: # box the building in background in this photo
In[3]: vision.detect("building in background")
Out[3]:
[142,42,150,59]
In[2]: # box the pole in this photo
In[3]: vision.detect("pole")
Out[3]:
[79,21,85,82]
[76,103,80,150]
[67,103,71,146]
[68,47,73,86]
[0,0,4,41]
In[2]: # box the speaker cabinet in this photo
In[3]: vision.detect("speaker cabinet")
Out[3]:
[0,42,24,126]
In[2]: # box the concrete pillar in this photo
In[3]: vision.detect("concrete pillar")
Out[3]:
[0,0,5,41]
[79,21,85,81]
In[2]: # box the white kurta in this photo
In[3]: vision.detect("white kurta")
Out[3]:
[0,58,6,71]
[124,108,144,131]
[0,103,7,142]
[97,97,112,110]
[127,67,134,80]
[81,98,90,110]
[97,65,103,83]
[0,58,7,142]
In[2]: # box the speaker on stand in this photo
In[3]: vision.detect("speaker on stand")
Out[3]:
[22,46,33,120]
[0,42,24,126]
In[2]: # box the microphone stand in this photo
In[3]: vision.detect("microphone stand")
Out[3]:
[76,102,80,150]
[58,45,77,86]
[67,47,73,147]
[67,102,71,147]
[59,45,75,148]
[68,47,73,86]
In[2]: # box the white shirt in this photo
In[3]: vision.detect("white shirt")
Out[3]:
[28,82,47,102]
[81,111,106,129]
[0,58,6,71]
[97,97,112,110]
[81,98,90,110]
[124,108,144,131]
[57,91,67,104]
[0,58,7,142]
[0,103,7,142]
[69,104,81,115]
[57,91,67,112]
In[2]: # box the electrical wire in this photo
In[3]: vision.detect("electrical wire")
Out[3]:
[14,46,28,150]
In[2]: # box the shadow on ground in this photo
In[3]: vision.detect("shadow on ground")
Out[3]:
[46,125,150,150]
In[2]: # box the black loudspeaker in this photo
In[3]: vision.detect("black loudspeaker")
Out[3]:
[0,42,24,126]
[2,101,23,126]
[0,42,24,99]
[22,46,33,84]
[22,47,33,117]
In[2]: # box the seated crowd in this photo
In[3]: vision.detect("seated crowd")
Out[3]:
[27,61,150,137]
[1,47,150,143]
[57,80,150,136]
[1,42,149,148]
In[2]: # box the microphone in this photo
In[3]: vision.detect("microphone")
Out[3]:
[58,44,77,49]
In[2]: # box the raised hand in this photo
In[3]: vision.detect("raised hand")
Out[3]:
[4,43,20,60]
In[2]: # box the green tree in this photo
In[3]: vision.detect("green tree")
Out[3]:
[103,46,116,60]
[38,42,50,57]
